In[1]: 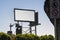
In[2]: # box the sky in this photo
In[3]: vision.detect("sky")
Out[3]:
[0,0,55,36]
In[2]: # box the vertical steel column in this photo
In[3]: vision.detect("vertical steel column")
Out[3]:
[30,26,32,34]
[35,25,37,35]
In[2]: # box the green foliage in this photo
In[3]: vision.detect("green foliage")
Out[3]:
[15,34,54,40]
[15,34,40,40]
[0,32,55,40]
[11,34,16,40]
[40,35,54,40]
[40,35,48,40]
[0,32,11,40]
[48,35,54,40]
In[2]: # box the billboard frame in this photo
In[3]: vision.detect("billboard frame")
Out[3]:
[14,8,35,22]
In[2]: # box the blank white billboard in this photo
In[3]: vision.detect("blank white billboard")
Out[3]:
[14,9,35,22]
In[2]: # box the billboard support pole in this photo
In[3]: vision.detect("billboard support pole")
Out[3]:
[35,25,37,35]
[17,21,19,25]
[30,26,32,34]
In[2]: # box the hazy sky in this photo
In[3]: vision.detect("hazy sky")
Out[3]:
[0,0,54,36]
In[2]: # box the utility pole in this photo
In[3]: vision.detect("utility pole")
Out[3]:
[7,23,13,35]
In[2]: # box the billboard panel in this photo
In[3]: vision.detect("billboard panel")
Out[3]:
[29,12,38,26]
[14,8,35,22]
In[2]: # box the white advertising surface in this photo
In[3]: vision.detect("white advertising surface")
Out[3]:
[14,9,35,22]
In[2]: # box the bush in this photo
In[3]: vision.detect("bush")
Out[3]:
[11,34,16,40]
[15,34,40,40]
[0,32,11,40]
[0,32,54,40]
[40,35,54,40]
[48,35,54,40]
